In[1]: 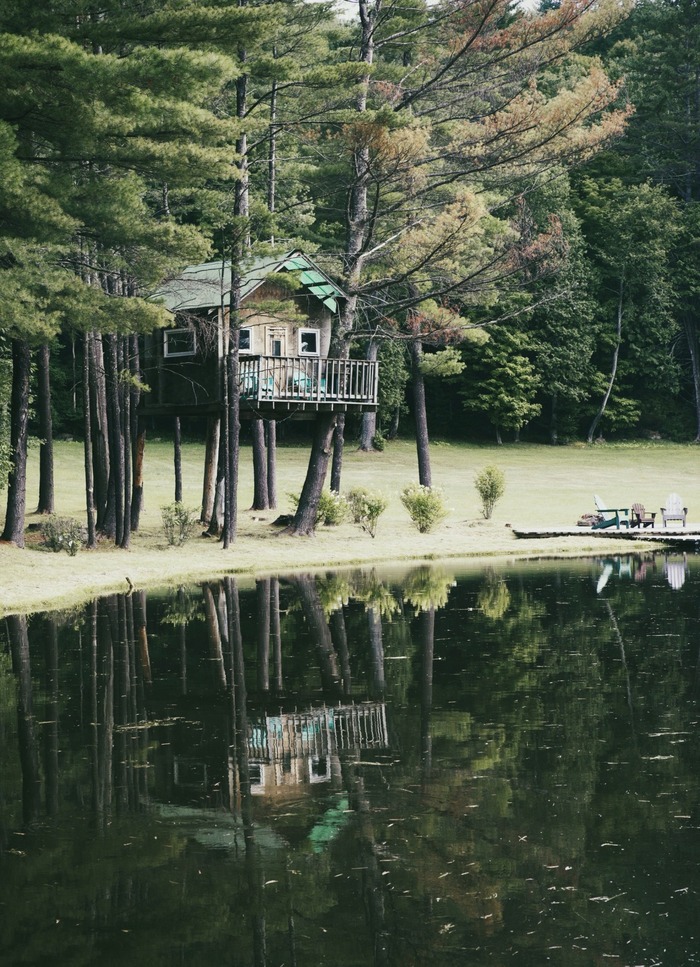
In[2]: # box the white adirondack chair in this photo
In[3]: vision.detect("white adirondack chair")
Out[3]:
[661,493,687,527]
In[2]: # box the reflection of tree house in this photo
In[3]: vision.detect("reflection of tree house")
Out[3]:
[247,702,389,797]
[142,250,378,419]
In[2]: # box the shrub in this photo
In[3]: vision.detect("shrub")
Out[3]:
[346,487,388,538]
[400,483,447,533]
[40,515,86,556]
[161,502,198,546]
[474,466,506,519]
[287,490,347,526]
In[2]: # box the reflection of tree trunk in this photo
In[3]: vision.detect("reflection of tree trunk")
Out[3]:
[7,614,41,824]
[368,606,385,698]
[43,615,59,817]
[330,609,352,697]
[203,583,228,688]
[97,600,115,826]
[270,577,283,692]
[1,339,31,547]
[603,600,637,741]
[251,419,269,510]
[419,608,435,779]
[224,575,267,966]
[257,577,271,692]
[294,574,341,692]
[340,757,389,967]
[115,595,130,809]
[134,590,151,684]
[36,342,55,515]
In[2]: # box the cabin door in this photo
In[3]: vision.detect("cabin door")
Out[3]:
[267,327,287,357]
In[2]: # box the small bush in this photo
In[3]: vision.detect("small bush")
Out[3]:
[346,487,388,538]
[40,515,86,556]
[161,502,198,546]
[400,483,447,533]
[287,490,347,526]
[474,466,506,519]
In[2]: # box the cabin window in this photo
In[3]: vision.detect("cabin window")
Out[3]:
[239,327,252,353]
[299,328,320,355]
[164,328,196,358]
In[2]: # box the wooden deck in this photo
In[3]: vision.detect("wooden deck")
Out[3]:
[239,355,378,413]
[512,525,700,546]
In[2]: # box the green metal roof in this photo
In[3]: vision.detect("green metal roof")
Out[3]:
[153,250,345,314]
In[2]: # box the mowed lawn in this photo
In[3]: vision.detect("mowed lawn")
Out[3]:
[21,436,700,527]
[1,436,699,615]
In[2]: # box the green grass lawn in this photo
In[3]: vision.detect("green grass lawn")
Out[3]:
[1,435,698,615]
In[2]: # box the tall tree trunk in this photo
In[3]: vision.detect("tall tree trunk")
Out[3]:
[549,392,559,446]
[286,413,337,535]
[330,414,345,492]
[266,420,277,509]
[359,341,379,451]
[223,327,241,547]
[91,333,113,536]
[588,276,624,443]
[130,428,146,532]
[387,405,400,440]
[120,343,132,550]
[36,342,54,514]
[682,314,700,442]
[290,0,374,531]
[103,333,125,545]
[201,416,220,524]
[2,339,32,547]
[129,334,144,531]
[250,418,269,510]
[83,333,97,548]
[410,338,432,487]
[174,416,183,503]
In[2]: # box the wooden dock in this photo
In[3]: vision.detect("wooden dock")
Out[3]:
[512,525,700,546]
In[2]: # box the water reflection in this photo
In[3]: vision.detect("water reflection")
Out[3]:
[2,557,700,966]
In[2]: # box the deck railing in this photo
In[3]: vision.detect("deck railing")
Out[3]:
[239,355,378,407]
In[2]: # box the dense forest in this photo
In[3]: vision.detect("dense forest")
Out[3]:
[1,0,699,546]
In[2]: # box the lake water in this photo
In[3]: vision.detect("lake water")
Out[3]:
[1,552,699,966]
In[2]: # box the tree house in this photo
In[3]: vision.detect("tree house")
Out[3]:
[142,251,378,418]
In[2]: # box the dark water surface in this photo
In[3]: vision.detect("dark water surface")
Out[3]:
[2,553,700,966]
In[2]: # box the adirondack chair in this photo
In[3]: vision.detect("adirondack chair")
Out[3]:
[661,493,687,527]
[592,495,630,529]
[631,502,656,528]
